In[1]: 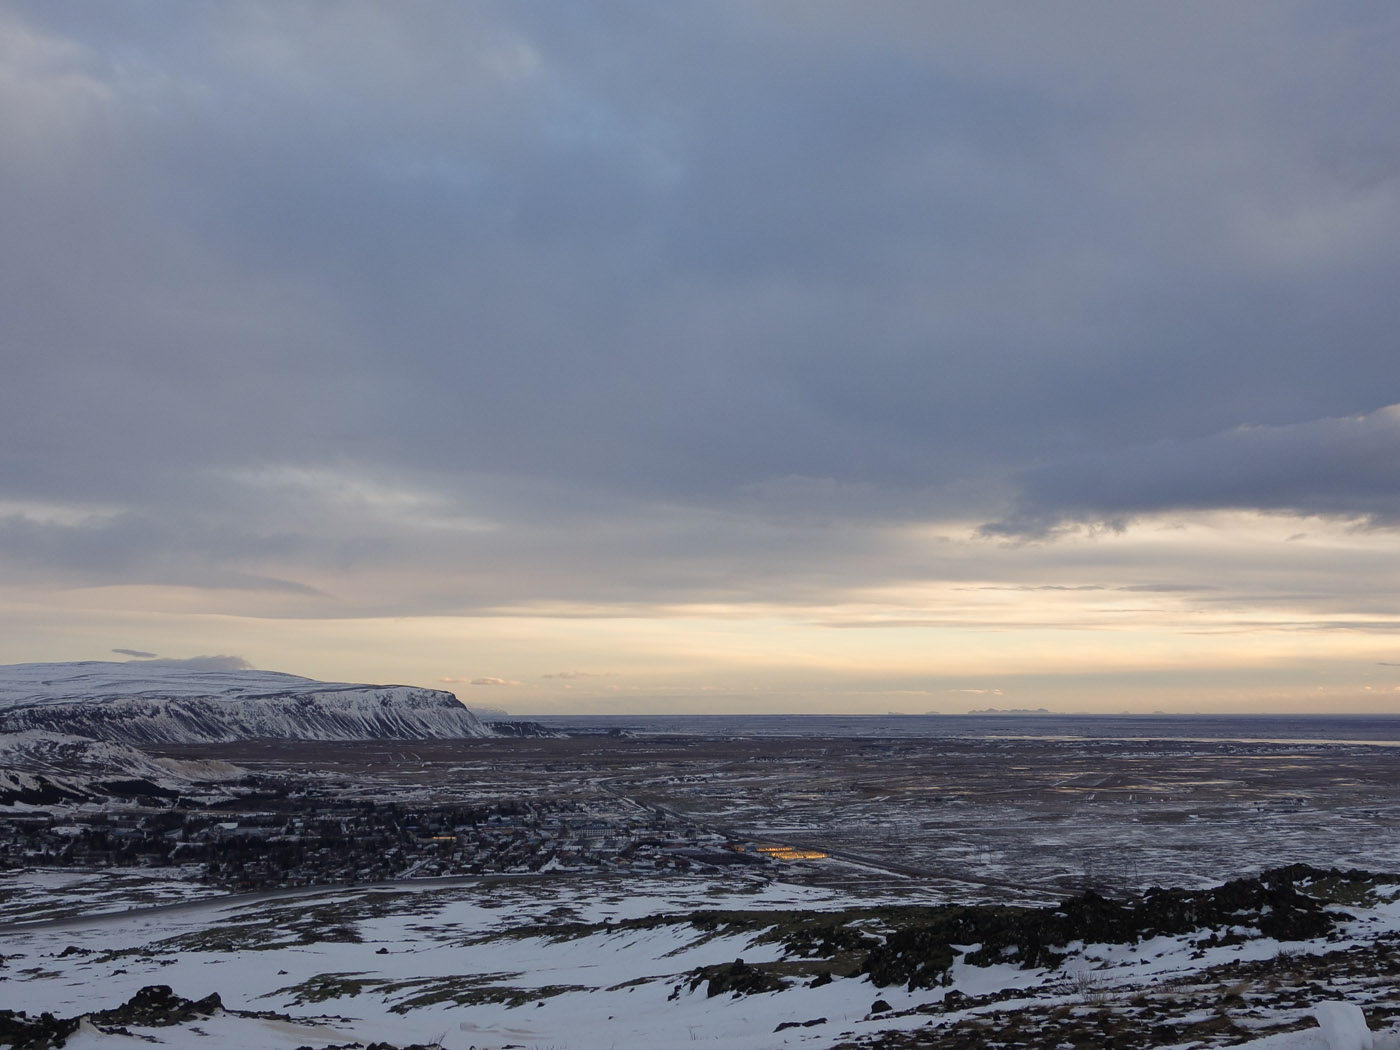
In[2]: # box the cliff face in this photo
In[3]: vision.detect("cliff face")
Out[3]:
[0,662,491,743]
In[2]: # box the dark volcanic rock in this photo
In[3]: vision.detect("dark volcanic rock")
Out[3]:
[776,1017,828,1031]
[862,865,1346,990]
[690,957,791,998]
[91,984,223,1027]
[0,1010,79,1050]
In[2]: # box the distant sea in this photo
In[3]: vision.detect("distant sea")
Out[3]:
[528,712,1400,745]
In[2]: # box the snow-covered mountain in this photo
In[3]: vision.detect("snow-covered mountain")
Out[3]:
[0,661,493,744]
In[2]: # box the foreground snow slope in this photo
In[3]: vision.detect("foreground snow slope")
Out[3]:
[0,661,490,742]
[4,871,1400,1050]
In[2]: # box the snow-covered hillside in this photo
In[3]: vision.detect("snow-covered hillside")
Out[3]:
[0,730,244,805]
[0,661,492,743]
[4,869,1400,1050]
[0,729,237,780]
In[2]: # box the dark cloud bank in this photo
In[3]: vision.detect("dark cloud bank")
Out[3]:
[2,2,1399,612]
[985,406,1400,539]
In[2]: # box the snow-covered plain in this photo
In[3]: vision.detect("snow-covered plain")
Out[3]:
[4,871,1400,1050]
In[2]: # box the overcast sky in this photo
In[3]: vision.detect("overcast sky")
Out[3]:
[3,2,1399,712]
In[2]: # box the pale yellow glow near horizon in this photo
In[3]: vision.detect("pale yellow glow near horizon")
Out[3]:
[2,510,1398,714]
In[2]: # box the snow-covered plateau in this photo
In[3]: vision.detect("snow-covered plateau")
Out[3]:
[0,662,491,743]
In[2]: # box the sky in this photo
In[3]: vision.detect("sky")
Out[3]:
[2,1,1399,714]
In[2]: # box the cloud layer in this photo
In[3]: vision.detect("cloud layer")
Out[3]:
[986,405,1400,538]
[3,3,1399,708]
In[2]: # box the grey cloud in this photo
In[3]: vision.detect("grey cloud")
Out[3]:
[985,405,1400,537]
[966,585,1107,592]
[2,4,1400,619]
[969,584,1217,593]
[1118,585,1221,594]
[7,6,1400,500]
[821,618,1079,631]
[0,468,955,615]
[1185,621,1400,635]
[0,512,330,597]
[111,648,157,658]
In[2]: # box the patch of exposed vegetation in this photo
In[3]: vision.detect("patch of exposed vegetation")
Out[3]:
[152,899,372,952]
[1289,865,1400,908]
[266,971,389,1005]
[265,968,581,1013]
[154,919,301,953]
[381,976,582,1012]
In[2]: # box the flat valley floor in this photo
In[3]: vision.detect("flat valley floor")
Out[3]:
[156,732,1400,899]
